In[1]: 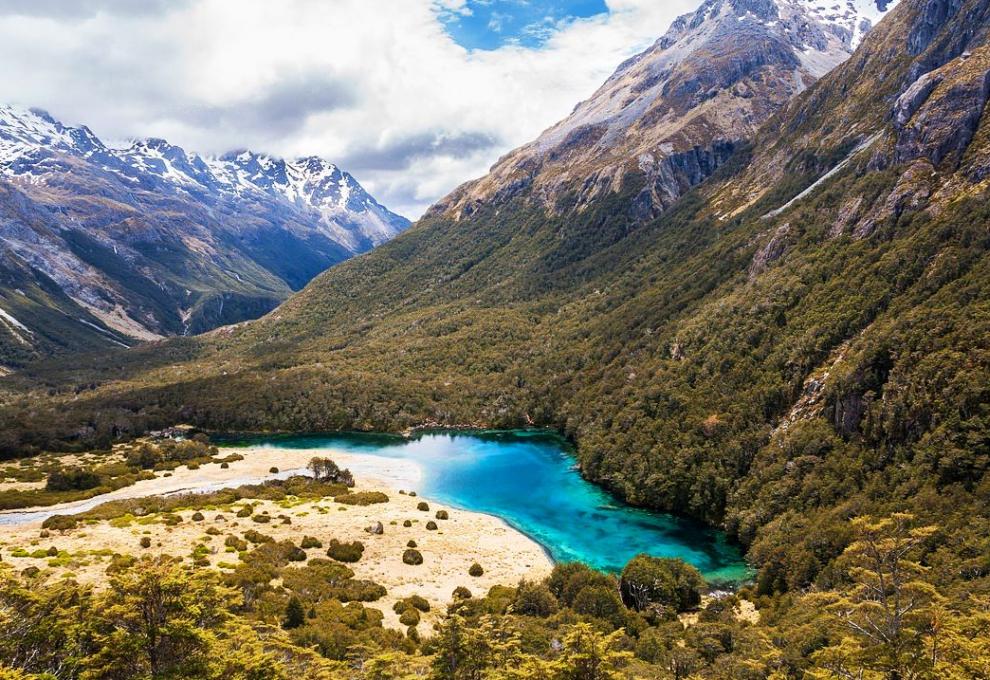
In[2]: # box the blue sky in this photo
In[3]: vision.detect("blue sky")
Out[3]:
[438,0,611,50]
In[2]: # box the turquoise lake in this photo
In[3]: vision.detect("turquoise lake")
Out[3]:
[221,430,750,583]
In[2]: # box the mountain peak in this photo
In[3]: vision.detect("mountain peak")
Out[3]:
[433,0,897,222]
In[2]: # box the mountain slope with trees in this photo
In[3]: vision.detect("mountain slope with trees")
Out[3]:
[1,0,989,661]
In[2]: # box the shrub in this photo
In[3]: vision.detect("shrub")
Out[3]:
[307,457,355,487]
[205,527,221,536]
[326,539,365,563]
[407,540,417,548]
[408,594,430,612]
[301,536,323,549]
[45,468,100,492]
[403,520,412,527]
[287,545,307,562]
[140,537,152,549]
[573,585,626,626]
[548,562,616,607]
[252,514,271,524]
[513,580,558,617]
[284,596,305,629]
[399,608,420,626]
[452,586,472,600]
[236,506,253,518]
[426,521,438,531]
[417,502,429,512]
[435,510,449,520]
[269,467,280,474]
[402,549,423,565]
[335,492,389,506]
[243,530,273,545]
[191,511,205,522]
[225,535,248,551]
[619,555,704,615]
[468,563,484,577]
[41,515,79,531]
[220,462,229,469]
[162,514,182,526]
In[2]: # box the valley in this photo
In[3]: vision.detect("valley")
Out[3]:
[1,0,989,677]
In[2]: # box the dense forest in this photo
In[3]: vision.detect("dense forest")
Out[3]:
[1,0,989,675]
[2,476,988,679]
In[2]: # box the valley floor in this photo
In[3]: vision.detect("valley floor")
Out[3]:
[0,446,552,630]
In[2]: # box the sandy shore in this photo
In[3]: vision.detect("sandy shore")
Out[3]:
[0,446,422,525]
[0,445,553,630]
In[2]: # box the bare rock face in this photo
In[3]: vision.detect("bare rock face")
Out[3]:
[749,223,792,279]
[894,50,990,168]
[432,0,897,224]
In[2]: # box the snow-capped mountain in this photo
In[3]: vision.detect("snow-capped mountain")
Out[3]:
[0,107,408,252]
[434,0,898,221]
[0,105,409,366]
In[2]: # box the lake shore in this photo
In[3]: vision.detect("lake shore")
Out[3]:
[0,444,554,630]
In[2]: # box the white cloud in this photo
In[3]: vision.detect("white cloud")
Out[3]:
[0,0,696,218]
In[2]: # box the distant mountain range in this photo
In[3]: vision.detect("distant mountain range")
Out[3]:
[0,105,409,367]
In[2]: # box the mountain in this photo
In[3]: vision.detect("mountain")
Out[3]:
[435,0,897,222]
[3,0,990,628]
[0,106,409,368]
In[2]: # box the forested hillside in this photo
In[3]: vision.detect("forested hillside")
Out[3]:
[1,0,989,658]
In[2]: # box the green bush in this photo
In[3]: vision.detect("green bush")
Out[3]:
[326,539,365,563]
[469,563,484,577]
[398,608,420,626]
[225,535,248,551]
[548,562,616,607]
[243,530,273,545]
[402,549,423,566]
[236,506,253,518]
[619,555,704,615]
[334,491,389,506]
[573,585,626,626]
[452,586,472,600]
[45,468,100,492]
[513,580,558,617]
[41,515,77,531]
[300,536,322,549]
[191,511,205,521]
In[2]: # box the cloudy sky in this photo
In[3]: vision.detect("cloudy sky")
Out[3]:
[0,0,697,218]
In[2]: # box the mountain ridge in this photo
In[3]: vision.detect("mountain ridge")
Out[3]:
[0,105,409,367]
[432,0,897,223]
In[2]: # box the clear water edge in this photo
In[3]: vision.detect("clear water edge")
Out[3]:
[217,429,752,585]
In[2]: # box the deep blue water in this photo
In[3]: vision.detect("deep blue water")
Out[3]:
[219,430,750,583]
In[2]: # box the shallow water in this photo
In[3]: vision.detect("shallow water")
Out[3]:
[222,430,751,583]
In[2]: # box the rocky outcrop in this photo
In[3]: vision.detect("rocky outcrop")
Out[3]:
[894,51,990,167]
